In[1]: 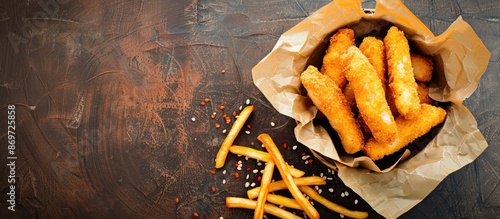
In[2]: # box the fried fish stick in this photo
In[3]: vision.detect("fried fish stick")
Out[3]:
[341,46,397,144]
[417,82,433,104]
[363,104,447,160]
[321,28,355,90]
[385,83,400,118]
[411,53,434,82]
[359,36,386,86]
[343,83,357,112]
[384,26,421,119]
[301,65,364,154]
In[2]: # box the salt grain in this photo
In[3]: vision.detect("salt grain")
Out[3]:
[222,129,227,134]
[246,99,250,105]
[354,199,358,204]
[191,117,196,122]
[329,188,334,193]
[345,191,349,196]
[327,177,333,181]
[245,131,250,135]
[292,145,297,150]
[245,182,250,188]
[340,214,345,218]
[270,122,275,127]
[246,174,249,180]
[222,179,226,184]
[253,169,258,173]
[250,182,256,187]
[223,170,226,174]
[257,162,262,166]
[318,189,322,194]
[341,192,345,197]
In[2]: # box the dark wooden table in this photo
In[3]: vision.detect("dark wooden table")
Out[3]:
[1,0,498,218]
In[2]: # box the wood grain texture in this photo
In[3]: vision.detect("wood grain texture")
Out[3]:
[0,0,498,218]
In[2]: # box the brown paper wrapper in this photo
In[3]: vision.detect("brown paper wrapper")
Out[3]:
[251,0,490,218]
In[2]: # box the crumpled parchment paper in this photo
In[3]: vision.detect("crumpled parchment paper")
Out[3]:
[251,0,490,218]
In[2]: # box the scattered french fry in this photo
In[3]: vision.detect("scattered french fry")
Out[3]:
[215,105,254,168]
[299,186,369,219]
[254,160,275,219]
[230,145,305,178]
[226,197,302,219]
[247,176,326,199]
[266,194,302,210]
[258,133,319,219]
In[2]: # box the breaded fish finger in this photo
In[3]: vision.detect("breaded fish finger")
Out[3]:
[411,53,434,82]
[341,46,397,144]
[417,82,433,104]
[363,104,447,160]
[321,28,355,90]
[384,26,421,119]
[300,65,364,154]
[343,83,357,112]
[359,36,386,86]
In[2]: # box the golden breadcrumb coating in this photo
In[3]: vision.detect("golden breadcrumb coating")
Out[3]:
[384,26,421,119]
[411,53,434,82]
[363,104,447,160]
[321,28,355,90]
[300,65,364,154]
[342,83,357,112]
[417,82,433,104]
[341,46,397,144]
[359,36,387,87]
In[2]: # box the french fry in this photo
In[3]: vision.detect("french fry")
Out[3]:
[254,160,275,219]
[229,145,305,178]
[299,186,369,219]
[226,197,302,219]
[247,176,326,199]
[258,133,319,219]
[266,194,302,210]
[215,105,254,168]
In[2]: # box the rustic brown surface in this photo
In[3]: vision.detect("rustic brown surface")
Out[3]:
[0,0,498,218]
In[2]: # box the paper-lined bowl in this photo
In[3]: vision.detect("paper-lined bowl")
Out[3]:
[252,0,489,218]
